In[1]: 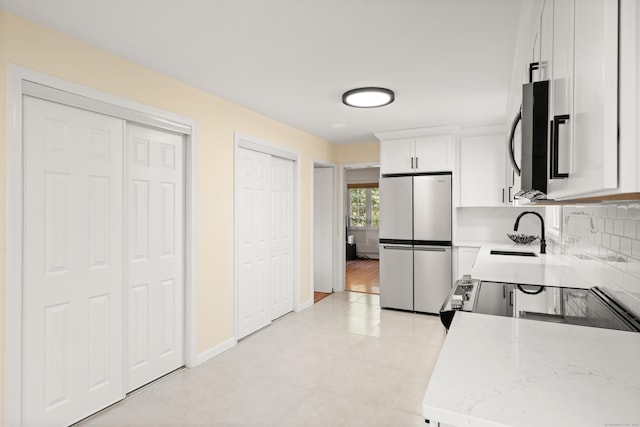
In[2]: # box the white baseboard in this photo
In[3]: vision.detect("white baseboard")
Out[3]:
[296,299,313,311]
[194,337,237,366]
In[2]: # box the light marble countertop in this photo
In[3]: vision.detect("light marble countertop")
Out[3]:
[422,311,640,427]
[470,244,597,289]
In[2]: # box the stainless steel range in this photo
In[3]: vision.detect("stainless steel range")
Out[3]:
[440,276,640,332]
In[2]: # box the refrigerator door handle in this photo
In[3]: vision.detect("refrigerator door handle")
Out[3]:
[382,245,413,250]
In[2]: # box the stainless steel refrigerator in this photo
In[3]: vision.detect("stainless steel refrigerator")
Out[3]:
[379,173,452,313]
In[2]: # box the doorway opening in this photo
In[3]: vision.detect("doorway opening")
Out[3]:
[344,165,380,295]
[313,161,337,304]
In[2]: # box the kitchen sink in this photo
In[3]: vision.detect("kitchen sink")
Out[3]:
[490,249,538,257]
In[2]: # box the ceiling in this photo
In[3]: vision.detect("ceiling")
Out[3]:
[1,0,523,144]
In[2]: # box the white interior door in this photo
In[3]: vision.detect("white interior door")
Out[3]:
[125,123,184,392]
[24,96,124,426]
[270,157,294,319]
[237,147,272,338]
[313,167,333,294]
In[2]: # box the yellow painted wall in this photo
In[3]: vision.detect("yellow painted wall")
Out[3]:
[337,141,380,164]
[0,10,356,421]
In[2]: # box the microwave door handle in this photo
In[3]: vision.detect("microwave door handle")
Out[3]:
[508,109,522,176]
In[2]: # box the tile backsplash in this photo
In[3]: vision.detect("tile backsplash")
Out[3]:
[562,203,640,318]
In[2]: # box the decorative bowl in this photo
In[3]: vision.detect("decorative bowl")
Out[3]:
[507,233,538,245]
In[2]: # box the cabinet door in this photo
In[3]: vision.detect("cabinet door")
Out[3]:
[539,0,554,82]
[570,0,618,193]
[414,135,453,172]
[460,134,506,206]
[380,138,415,174]
[549,0,618,199]
[550,0,574,180]
[414,247,452,314]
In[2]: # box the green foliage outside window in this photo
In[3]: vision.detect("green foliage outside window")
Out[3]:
[370,188,379,227]
[349,187,379,228]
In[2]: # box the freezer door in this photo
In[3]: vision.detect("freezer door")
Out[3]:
[414,246,452,314]
[379,244,414,310]
[379,176,412,240]
[413,174,452,242]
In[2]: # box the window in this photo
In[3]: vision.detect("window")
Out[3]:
[348,183,379,228]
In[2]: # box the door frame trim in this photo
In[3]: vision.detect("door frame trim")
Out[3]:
[338,162,380,292]
[312,160,338,295]
[233,133,302,339]
[5,65,199,427]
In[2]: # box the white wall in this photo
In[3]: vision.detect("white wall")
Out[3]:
[455,206,546,244]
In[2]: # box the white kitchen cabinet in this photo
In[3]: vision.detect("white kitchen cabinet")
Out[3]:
[459,128,507,206]
[507,0,624,200]
[549,0,573,179]
[379,138,415,173]
[413,135,453,173]
[539,0,553,82]
[546,0,619,199]
[376,127,455,175]
[455,246,480,280]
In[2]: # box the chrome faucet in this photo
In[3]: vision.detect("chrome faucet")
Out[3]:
[513,211,546,254]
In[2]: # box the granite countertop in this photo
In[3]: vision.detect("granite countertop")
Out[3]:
[422,311,640,427]
[470,244,597,289]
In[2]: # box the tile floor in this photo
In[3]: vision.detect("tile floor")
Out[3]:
[79,292,446,427]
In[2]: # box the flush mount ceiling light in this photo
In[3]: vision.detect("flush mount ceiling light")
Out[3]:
[342,87,395,108]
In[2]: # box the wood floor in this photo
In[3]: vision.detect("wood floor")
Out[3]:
[346,259,379,294]
[314,292,331,303]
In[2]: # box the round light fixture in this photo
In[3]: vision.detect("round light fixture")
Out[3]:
[342,87,395,108]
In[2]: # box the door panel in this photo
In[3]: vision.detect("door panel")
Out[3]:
[237,148,272,338]
[414,135,452,172]
[379,245,414,310]
[414,247,452,314]
[380,138,415,174]
[270,157,294,319]
[379,176,412,240]
[24,96,124,426]
[413,175,451,242]
[126,124,184,392]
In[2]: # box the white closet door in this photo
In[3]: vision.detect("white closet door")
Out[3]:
[237,148,272,338]
[24,96,124,426]
[270,157,294,319]
[125,124,184,392]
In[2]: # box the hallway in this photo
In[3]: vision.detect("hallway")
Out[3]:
[79,292,445,426]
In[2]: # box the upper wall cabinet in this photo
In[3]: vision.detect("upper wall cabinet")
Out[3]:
[546,0,619,199]
[508,0,631,200]
[458,127,508,207]
[376,127,455,175]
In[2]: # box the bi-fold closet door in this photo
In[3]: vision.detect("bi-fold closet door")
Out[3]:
[23,96,184,426]
[236,147,294,339]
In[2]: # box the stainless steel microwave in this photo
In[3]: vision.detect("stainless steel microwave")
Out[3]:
[509,80,549,200]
